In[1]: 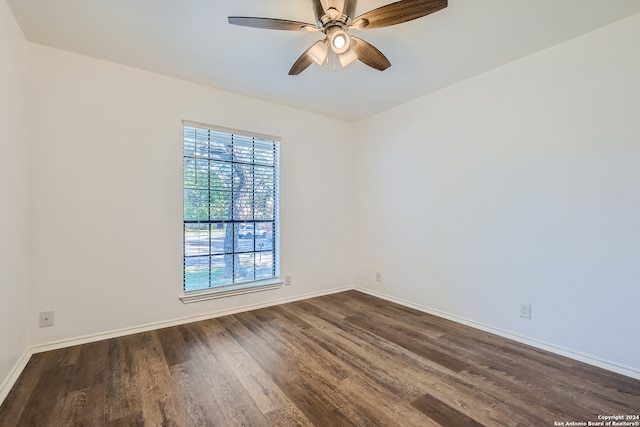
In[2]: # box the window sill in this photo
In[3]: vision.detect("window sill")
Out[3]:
[180,279,283,304]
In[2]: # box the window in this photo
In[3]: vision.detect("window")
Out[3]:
[182,122,280,301]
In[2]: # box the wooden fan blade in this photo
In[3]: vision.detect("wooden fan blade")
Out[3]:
[289,43,320,75]
[228,17,317,31]
[351,36,391,71]
[351,0,447,30]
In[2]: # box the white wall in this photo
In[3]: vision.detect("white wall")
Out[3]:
[0,0,29,387]
[354,14,640,374]
[26,44,355,345]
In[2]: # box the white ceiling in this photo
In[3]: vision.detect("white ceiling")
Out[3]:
[7,0,640,122]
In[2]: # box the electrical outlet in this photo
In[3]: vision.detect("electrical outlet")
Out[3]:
[376,272,382,282]
[285,275,292,286]
[519,303,531,319]
[39,311,55,328]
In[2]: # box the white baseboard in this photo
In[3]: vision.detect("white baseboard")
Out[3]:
[354,286,640,380]
[0,348,33,405]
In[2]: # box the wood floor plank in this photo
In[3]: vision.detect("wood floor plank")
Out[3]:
[130,332,187,425]
[276,378,356,427]
[48,389,92,426]
[344,313,471,373]
[156,324,191,367]
[336,375,442,427]
[186,321,270,426]
[233,311,351,387]
[1,290,638,426]
[103,336,144,423]
[411,393,485,427]
[281,301,431,401]
[15,365,73,425]
[215,314,299,385]
[210,318,313,422]
[168,361,226,426]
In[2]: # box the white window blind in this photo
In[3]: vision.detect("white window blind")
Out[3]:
[183,122,280,294]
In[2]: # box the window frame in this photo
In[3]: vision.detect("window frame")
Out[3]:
[180,121,281,303]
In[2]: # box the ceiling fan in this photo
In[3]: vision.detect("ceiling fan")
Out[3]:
[228,0,447,75]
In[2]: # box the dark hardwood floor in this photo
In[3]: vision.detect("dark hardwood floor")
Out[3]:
[1,290,638,426]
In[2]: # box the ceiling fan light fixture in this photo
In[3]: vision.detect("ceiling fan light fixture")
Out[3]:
[308,40,329,65]
[328,27,350,54]
[338,48,358,67]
